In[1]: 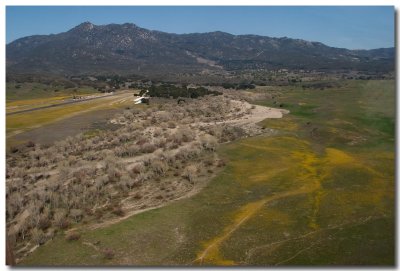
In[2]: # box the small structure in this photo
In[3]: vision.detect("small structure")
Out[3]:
[134,90,150,105]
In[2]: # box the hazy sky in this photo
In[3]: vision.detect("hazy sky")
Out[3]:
[6,6,394,49]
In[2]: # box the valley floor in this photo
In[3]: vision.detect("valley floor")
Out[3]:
[9,80,395,266]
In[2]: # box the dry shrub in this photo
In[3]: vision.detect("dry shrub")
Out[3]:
[133,193,142,200]
[167,121,176,129]
[38,215,51,230]
[26,141,35,148]
[200,135,218,151]
[31,228,46,245]
[131,163,145,175]
[178,127,195,142]
[103,248,115,259]
[151,160,168,176]
[141,143,157,153]
[153,138,167,149]
[182,165,198,183]
[112,206,125,217]
[107,167,122,182]
[70,209,83,223]
[65,232,81,241]
[217,159,226,167]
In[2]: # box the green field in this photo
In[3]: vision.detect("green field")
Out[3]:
[21,80,395,266]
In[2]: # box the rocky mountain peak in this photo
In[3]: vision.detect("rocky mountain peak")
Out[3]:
[71,21,95,32]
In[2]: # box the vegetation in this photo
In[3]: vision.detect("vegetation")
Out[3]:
[7,78,394,266]
[140,83,221,99]
[7,92,255,262]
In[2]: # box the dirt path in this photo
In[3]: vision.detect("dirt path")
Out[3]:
[194,184,318,265]
[192,100,288,137]
[225,101,288,125]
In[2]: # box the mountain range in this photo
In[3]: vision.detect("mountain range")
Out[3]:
[6,22,395,76]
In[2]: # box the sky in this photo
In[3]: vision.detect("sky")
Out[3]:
[6,6,395,49]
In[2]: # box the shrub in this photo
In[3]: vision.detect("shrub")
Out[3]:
[179,127,195,142]
[151,160,168,176]
[141,143,157,153]
[182,165,198,183]
[167,121,176,129]
[153,138,167,149]
[130,163,145,175]
[26,141,35,148]
[200,135,218,151]
[153,127,163,137]
[133,193,142,200]
[65,232,81,241]
[70,209,83,223]
[107,167,122,182]
[38,215,51,230]
[103,248,115,260]
[112,206,125,217]
[217,159,226,167]
[31,228,46,245]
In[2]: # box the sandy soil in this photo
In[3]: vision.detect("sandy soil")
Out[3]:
[194,99,288,136]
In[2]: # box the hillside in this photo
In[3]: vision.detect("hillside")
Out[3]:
[6,22,395,76]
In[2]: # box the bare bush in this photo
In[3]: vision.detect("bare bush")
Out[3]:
[107,167,122,182]
[65,232,81,241]
[31,228,46,245]
[200,135,218,151]
[178,127,195,142]
[151,160,168,176]
[141,143,157,153]
[130,163,145,175]
[103,248,115,260]
[70,209,83,223]
[182,165,198,183]
[167,121,176,129]
[112,206,125,217]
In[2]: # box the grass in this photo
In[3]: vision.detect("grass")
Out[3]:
[20,79,394,266]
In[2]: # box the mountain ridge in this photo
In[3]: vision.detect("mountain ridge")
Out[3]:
[6,21,395,76]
